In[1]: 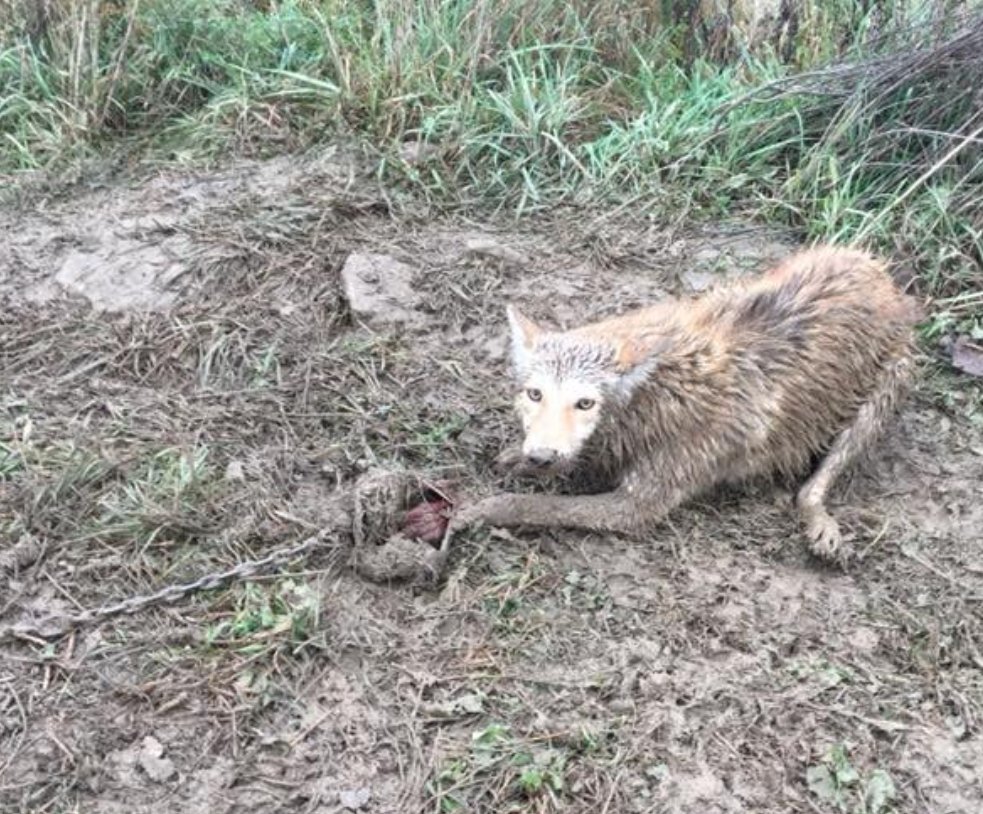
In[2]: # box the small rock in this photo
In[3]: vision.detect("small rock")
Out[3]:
[421,692,485,719]
[464,237,529,266]
[141,736,164,758]
[691,247,720,264]
[339,786,371,810]
[848,626,880,652]
[224,460,245,482]
[53,240,183,312]
[680,269,717,293]
[341,253,423,328]
[138,736,176,783]
[951,335,983,378]
[666,240,686,258]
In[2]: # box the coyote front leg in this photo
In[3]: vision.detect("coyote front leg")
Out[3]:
[448,478,686,542]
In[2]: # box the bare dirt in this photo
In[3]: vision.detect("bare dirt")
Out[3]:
[1,149,981,814]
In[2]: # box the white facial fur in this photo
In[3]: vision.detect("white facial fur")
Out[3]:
[505,304,649,465]
[514,374,604,462]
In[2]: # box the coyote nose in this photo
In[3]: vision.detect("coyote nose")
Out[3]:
[525,448,558,467]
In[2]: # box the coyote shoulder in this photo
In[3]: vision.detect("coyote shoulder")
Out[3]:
[455,245,919,562]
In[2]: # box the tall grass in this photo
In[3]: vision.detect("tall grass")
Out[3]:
[1,0,981,305]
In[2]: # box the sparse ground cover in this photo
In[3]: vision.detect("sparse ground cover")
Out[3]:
[2,2,982,813]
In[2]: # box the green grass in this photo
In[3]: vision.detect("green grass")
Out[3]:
[806,743,897,814]
[428,720,582,811]
[0,432,220,548]
[2,0,982,306]
[94,445,217,549]
[204,578,321,651]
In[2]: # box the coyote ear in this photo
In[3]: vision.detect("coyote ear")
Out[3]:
[611,337,665,396]
[506,304,542,372]
[613,339,647,372]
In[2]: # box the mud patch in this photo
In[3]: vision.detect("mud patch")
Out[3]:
[49,232,189,310]
[0,152,359,311]
[1,156,980,814]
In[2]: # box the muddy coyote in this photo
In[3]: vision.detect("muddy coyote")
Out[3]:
[453,246,918,562]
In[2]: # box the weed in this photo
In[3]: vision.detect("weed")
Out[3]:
[473,552,550,634]
[787,657,855,689]
[428,721,574,811]
[0,404,33,481]
[806,744,898,814]
[408,413,470,463]
[205,578,320,652]
[516,752,566,797]
[6,438,117,538]
[249,342,281,388]
[94,445,218,549]
[561,569,609,610]
[0,440,22,480]
[920,291,983,342]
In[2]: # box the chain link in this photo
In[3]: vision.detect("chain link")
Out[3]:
[0,531,336,644]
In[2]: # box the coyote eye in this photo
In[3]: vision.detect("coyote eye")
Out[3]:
[526,388,543,402]
[574,398,596,411]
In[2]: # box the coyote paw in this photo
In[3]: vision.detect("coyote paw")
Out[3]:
[437,495,489,551]
[804,510,848,565]
[441,494,514,546]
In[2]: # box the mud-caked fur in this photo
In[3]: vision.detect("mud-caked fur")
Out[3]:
[454,246,920,562]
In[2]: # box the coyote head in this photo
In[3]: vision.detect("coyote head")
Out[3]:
[505,305,658,469]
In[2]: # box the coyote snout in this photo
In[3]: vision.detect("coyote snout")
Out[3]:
[454,246,920,564]
[522,447,560,468]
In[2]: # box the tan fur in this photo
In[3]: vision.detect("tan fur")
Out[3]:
[454,246,920,563]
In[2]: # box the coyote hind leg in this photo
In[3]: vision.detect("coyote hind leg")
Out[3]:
[797,356,913,563]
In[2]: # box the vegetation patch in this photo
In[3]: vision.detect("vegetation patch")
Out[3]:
[2,1,982,305]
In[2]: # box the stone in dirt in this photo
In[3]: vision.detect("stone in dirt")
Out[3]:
[421,692,485,719]
[341,252,423,327]
[680,269,718,293]
[53,239,188,311]
[951,335,983,378]
[138,736,176,783]
[463,236,529,265]
[339,786,371,810]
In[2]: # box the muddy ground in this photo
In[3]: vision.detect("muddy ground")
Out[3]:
[1,149,981,813]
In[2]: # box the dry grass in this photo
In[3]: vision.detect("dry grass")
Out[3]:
[731,10,983,297]
[1,153,982,811]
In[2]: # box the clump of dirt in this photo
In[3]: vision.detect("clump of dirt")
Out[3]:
[1,152,981,814]
[342,253,425,327]
[350,467,458,586]
[355,533,447,584]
